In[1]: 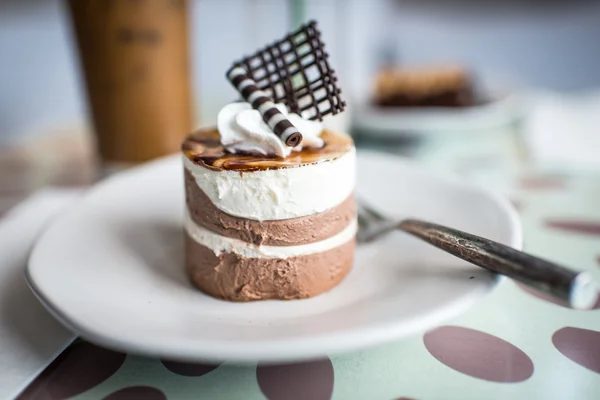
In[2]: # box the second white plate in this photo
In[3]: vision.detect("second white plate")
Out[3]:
[27,152,521,362]
[352,91,524,136]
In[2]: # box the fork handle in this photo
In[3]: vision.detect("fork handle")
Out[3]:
[398,219,599,310]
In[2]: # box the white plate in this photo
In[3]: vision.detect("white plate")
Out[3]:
[27,152,521,363]
[352,90,524,136]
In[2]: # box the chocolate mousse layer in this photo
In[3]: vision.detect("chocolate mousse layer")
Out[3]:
[185,169,355,246]
[182,128,354,171]
[185,233,355,301]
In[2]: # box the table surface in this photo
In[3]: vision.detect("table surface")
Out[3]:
[4,126,600,400]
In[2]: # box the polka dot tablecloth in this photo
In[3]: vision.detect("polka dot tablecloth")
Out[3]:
[4,129,600,400]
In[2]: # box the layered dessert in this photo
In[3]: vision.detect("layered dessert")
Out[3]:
[373,66,476,108]
[182,103,356,301]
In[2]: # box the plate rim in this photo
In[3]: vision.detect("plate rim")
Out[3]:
[26,152,521,362]
[25,269,504,363]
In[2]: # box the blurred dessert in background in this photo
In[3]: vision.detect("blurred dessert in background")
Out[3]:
[373,66,477,108]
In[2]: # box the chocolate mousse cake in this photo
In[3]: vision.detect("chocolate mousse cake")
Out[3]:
[373,66,476,108]
[182,20,355,301]
[182,128,355,301]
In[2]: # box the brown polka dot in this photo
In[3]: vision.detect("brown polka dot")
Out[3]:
[545,220,600,236]
[257,358,334,400]
[519,176,566,190]
[18,341,126,399]
[423,326,534,382]
[103,386,166,400]
[518,284,600,309]
[553,327,600,374]
[160,360,220,377]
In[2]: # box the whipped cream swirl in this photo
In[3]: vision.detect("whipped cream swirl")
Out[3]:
[217,102,324,158]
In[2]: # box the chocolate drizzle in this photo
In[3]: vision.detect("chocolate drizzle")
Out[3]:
[182,128,353,172]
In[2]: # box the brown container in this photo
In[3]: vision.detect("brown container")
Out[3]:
[67,0,193,164]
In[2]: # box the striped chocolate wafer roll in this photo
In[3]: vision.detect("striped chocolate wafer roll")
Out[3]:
[227,66,302,147]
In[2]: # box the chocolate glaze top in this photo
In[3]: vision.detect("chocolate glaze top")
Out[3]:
[182,128,354,172]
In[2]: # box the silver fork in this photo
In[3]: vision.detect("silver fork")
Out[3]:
[357,200,600,310]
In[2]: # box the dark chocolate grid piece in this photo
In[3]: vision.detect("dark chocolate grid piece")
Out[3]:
[232,20,345,121]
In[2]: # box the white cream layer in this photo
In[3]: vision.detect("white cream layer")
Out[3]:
[183,146,356,221]
[184,210,357,258]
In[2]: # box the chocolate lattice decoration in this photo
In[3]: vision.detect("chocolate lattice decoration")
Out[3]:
[232,20,345,121]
